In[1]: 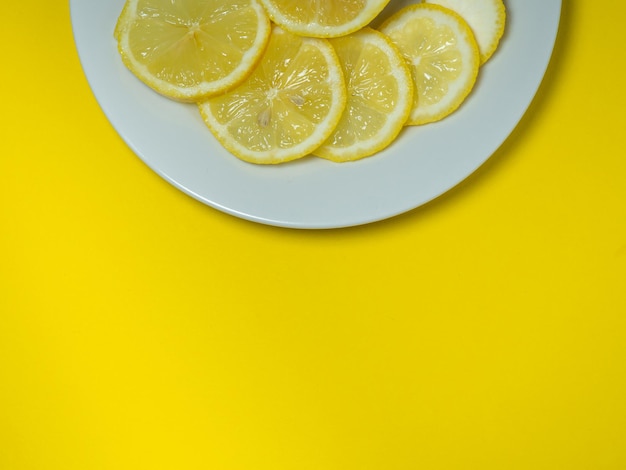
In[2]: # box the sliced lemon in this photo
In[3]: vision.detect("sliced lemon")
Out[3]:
[379,4,480,125]
[425,0,506,63]
[314,28,413,162]
[115,0,271,102]
[198,27,347,164]
[258,0,392,38]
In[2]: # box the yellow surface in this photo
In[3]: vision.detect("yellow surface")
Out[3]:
[1,2,625,469]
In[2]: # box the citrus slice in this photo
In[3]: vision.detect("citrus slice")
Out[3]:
[198,27,347,164]
[258,0,392,38]
[379,4,480,125]
[114,0,271,102]
[425,0,506,63]
[314,28,414,162]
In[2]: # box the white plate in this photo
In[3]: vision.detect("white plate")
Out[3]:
[70,0,561,229]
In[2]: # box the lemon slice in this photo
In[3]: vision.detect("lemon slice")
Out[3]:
[115,0,271,102]
[258,0,392,38]
[425,0,506,63]
[379,4,480,125]
[198,27,347,164]
[314,28,413,162]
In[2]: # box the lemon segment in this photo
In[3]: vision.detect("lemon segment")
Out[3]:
[379,4,480,126]
[425,0,506,63]
[314,28,414,162]
[198,27,347,164]
[115,0,271,102]
[259,0,392,38]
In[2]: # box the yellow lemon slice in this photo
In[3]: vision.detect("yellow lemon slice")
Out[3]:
[379,4,480,125]
[198,27,347,164]
[314,28,414,162]
[258,0,392,38]
[425,0,506,63]
[115,0,271,102]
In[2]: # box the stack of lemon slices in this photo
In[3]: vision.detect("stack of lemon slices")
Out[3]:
[115,0,506,164]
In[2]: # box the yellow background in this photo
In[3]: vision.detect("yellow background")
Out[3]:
[2,2,625,469]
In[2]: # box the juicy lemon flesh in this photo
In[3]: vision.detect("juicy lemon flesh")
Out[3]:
[199,28,346,164]
[315,29,413,161]
[333,42,400,142]
[267,0,366,27]
[381,5,479,125]
[260,0,391,37]
[425,0,506,63]
[117,0,270,100]
[403,17,463,108]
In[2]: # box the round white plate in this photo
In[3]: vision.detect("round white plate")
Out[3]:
[70,0,561,229]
